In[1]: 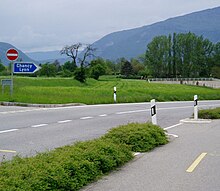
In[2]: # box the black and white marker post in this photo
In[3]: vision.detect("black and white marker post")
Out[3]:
[150,99,157,125]
[194,95,198,120]
[114,87,117,103]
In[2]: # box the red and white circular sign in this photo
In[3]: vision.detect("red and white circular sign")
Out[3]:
[6,48,19,61]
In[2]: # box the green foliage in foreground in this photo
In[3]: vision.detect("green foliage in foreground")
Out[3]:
[0,76,219,104]
[199,107,220,119]
[104,123,168,152]
[0,123,168,191]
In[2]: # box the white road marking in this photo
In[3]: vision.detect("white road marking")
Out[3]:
[47,100,220,111]
[0,112,8,114]
[0,108,46,115]
[1,101,220,115]
[0,129,19,134]
[80,116,93,120]
[166,133,179,138]
[31,124,48,128]
[99,114,108,117]
[58,120,72,124]
[164,123,182,130]
[116,109,147,115]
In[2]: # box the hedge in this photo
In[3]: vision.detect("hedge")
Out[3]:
[198,107,220,119]
[0,123,168,191]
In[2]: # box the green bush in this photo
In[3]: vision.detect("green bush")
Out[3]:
[103,123,168,152]
[198,107,220,119]
[0,123,168,190]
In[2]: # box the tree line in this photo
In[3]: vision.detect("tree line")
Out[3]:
[0,32,219,81]
[145,32,220,78]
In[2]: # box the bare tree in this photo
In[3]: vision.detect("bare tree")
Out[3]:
[78,44,96,68]
[61,43,96,82]
[60,43,82,65]
[61,43,96,68]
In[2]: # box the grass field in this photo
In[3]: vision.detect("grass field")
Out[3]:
[0,76,220,104]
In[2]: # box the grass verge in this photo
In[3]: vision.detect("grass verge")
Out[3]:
[0,123,168,191]
[0,76,220,104]
[198,107,220,119]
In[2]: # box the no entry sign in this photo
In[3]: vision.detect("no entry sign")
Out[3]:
[6,48,19,61]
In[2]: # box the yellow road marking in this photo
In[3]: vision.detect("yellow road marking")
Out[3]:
[186,152,207,173]
[0,149,17,153]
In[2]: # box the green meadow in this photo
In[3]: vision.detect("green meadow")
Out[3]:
[0,76,220,104]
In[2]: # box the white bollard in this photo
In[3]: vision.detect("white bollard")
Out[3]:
[151,99,157,125]
[114,87,117,103]
[194,95,198,120]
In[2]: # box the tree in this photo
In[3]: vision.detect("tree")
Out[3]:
[61,43,96,82]
[168,34,172,77]
[61,43,82,66]
[130,58,145,76]
[90,58,106,80]
[212,42,220,68]
[145,35,169,77]
[211,42,220,78]
[0,62,6,72]
[74,67,86,82]
[63,61,77,72]
[172,32,177,77]
[105,59,115,75]
[53,59,62,73]
[39,63,56,77]
[145,32,215,78]
[121,59,133,77]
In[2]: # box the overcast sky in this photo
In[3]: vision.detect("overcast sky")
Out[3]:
[0,0,219,52]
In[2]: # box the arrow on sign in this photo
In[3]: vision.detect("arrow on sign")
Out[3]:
[13,62,41,74]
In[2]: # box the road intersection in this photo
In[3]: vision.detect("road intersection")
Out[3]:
[1,100,220,190]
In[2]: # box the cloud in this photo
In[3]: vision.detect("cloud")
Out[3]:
[0,0,219,52]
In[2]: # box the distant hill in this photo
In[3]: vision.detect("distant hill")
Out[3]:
[2,7,220,63]
[92,6,220,60]
[0,42,36,66]
[26,50,71,64]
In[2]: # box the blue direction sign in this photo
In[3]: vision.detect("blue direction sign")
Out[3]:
[13,62,40,74]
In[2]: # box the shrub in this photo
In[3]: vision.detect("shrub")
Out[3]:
[0,123,168,190]
[103,123,168,152]
[198,107,220,119]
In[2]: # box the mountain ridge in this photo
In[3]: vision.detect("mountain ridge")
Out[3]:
[92,6,220,60]
[1,6,220,63]
[0,42,36,66]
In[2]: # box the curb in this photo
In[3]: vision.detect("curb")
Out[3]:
[0,102,86,108]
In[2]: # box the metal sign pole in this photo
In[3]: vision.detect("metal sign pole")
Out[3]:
[10,62,13,96]
[6,48,18,96]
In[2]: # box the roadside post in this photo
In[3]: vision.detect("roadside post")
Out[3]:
[194,95,198,120]
[6,48,19,96]
[151,99,157,125]
[114,87,117,103]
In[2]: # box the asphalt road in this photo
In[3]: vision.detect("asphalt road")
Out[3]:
[0,100,220,160]
[82,120,220,191]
